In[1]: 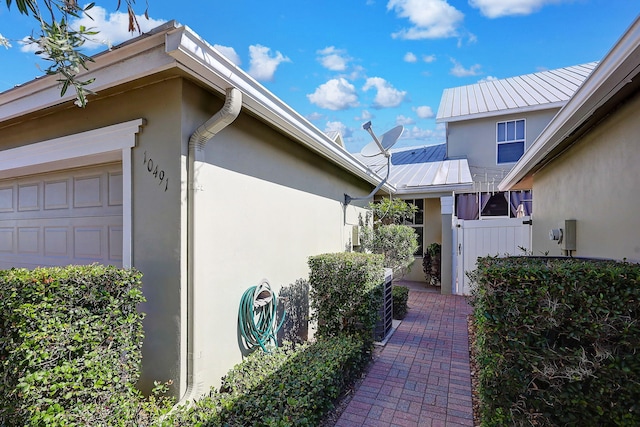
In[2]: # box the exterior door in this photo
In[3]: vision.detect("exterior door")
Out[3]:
[455,217,532,295]
[0,163,123,270]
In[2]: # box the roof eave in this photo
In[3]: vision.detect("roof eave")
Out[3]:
[164,26,393,192]
[0,23,392,194]
[394,182,474,196]
[0,23,178,122]
[435,101,565,124]
[499,17,640,191]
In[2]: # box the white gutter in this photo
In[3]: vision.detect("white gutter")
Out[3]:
[164,26,394,195]
[179,87,242,405]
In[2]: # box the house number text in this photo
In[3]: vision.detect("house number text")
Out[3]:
[143,151,168,191]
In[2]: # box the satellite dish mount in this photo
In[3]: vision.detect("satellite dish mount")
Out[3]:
[344,121,403,205]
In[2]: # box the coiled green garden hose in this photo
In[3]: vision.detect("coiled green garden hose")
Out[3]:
[238,279,285,353]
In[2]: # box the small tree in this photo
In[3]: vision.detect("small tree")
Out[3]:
[359,198,419,278]
[2,0,148,107]
[367,197,417,225]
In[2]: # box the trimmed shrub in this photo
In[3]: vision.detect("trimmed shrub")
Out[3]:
[0,265,170,426]
[392,285,409,320]
[165,336,369,426]
[308,252,384,343]
[469,256,640,426]
[359,224,419,278]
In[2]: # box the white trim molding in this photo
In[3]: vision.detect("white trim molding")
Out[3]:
[0,118,144,267]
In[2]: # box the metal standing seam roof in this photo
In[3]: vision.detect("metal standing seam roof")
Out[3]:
[436,62,598,123]
[354,144,473,193]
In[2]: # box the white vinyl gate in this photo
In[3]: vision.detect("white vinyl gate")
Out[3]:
[454,217,532,295]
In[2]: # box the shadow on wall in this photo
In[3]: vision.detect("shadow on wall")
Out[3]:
[236,278,310,358]
[277,279,310,345]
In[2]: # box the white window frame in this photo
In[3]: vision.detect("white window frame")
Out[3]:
[496,119,526,164]
[0,119,143,267]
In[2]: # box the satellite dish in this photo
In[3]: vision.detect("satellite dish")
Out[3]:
[360,122,404,157]
[344,122,404,205]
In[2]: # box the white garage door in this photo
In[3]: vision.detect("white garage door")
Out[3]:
[0,163,123,270]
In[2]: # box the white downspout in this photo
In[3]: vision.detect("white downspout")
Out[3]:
[180,87,242,405]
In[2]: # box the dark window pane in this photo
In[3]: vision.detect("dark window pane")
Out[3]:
[497,122,505,142]
[498,141,524,163]
[516,119,525,140]
[481,193,509,217]
[414,199,424,225]
[413,226,424,256]
[507,121,515,141]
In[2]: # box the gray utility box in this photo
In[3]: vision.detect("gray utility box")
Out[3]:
[375,268,394,342]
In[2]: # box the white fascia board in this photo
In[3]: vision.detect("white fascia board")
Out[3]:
[0,119,144,179]
[435,101,565,124]
[164,26,394,193]
[499,17,640,191]
[0,29,175,123]
[394,183,474,196]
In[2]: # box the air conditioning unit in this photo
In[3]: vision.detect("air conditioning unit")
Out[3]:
[374,268,393,342]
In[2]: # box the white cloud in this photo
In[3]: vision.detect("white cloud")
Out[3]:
[317,46,350,71]
[356,110,374,121]
[450,59,482,77]
[306,112,325,121]
[404,52,418,63]
[325,121,353,138]
[403,123,446,143]
[423,54,437,63]
[362,77,407,109]
[33,5,167,52]
[307,78,359,110]
[414,105,434,118]
[387,0,464,40]
[214,45,241,66]
[396,115,415,126]
[478,75,498,83]
[469,0,562,18]
[248,44,291,82]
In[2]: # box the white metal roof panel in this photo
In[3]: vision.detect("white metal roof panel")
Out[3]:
[354,144,473,193]
[436,62,598,122]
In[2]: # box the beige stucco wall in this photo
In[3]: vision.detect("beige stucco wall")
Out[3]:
[531,92,640,261]
[181,81,371,394]
[0,77,187,396]
[447,109,558,178]
[0,75,373,398]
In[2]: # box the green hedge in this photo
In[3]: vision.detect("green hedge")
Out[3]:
[469,257,640,426]
[392,285,409,320]
[165,335,369,426]
[308,252,384,343]
[0,265,169,426]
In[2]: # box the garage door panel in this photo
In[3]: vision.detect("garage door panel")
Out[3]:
[74,175,103,208]
[44,227,68,256]
[0,187,13,212]
[108,172,123,206]
[44,180,69,210]
[0,164,123,269]
[18,184,39,211]
[0,228,13,252]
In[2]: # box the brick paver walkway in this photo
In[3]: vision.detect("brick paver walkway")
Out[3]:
[335,284,474,427]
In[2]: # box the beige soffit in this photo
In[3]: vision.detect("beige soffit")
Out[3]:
[0,22,392,194]
[499,16,640,191]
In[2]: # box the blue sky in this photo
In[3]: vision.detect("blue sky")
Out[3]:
[0,1,637,153]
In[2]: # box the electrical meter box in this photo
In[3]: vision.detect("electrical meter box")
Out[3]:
[561,219,576,251]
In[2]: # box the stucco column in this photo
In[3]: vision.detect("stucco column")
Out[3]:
[440,196,454,295]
